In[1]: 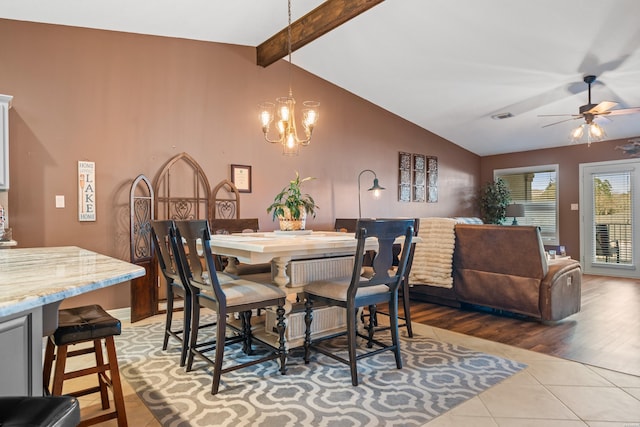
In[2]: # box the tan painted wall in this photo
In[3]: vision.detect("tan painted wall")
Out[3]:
[480,138,639,259]
[0,19,479,309]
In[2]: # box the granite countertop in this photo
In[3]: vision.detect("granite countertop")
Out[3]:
[0,246,146,317]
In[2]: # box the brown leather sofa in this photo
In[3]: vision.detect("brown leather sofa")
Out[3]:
[410,224,582,321]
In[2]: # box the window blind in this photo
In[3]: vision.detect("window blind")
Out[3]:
[497,168,558,244]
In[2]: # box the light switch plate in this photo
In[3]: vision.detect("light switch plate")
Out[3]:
[570,203,579,211]
[55,195,65,208]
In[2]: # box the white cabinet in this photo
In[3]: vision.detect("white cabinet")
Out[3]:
[0,94,13,190]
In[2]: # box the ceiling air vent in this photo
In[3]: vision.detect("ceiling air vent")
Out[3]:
[491,112,514,120]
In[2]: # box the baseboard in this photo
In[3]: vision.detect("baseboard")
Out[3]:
[107,307,131,323]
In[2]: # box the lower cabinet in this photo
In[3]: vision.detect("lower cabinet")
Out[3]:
[0,307,43,396]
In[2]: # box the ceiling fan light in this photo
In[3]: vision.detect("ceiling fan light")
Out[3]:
[570,124,584,142]
[589,122,605,140]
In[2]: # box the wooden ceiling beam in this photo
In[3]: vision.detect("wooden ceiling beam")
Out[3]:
[256,0,384,68]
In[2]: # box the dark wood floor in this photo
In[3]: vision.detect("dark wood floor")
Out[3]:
[405,275,640,376]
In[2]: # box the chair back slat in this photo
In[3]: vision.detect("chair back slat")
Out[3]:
[210,218,259,234]
[150,220,181,284]
[174,220,225,306]
[334,218,358,232]
[351,219,414,292]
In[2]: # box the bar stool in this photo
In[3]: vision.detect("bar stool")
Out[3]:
[0,396,80,427]
[43,304,128,427]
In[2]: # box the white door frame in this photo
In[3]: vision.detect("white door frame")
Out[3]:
[579,158,639,278]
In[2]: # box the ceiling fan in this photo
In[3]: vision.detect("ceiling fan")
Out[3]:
[540,75,640,127]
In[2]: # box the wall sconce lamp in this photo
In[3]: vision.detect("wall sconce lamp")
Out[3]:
[505,203,525,225]
[358,169,385,218]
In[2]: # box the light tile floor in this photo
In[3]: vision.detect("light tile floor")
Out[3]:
[56,309,640,427]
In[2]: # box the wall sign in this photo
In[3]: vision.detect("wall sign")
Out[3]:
[398,152,437,203]
[78,161,96,221]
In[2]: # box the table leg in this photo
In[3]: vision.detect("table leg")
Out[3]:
[272,256,290,287]
[223,257,240,275]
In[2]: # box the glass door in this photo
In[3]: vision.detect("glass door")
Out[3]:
[580,159,639,277]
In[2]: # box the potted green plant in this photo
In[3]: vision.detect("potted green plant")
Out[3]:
[479,177,511,224]
[267,172,318,231]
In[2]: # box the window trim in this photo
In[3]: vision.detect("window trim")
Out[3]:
[494,164,559,245]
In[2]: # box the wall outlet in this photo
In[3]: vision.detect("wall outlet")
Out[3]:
[55,195,65,208]
[570,203,579,211]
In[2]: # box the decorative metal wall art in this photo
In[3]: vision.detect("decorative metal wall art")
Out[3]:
[154,152,211,221]
[398,152,437,203]
[129,174,154,261]
[212,179,241,219]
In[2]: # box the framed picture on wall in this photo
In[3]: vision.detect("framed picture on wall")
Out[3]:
[231,164,252,193]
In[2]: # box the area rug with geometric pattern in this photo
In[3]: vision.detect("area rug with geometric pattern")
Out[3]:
[116,320,526,427]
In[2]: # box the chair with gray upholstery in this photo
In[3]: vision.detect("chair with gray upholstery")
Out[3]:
[173,219,288,395]
[151,219,192,367]
[366,218,419,337]
[303,218,414,386]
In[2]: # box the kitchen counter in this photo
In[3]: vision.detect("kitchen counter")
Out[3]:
[0,246,145,396]
[0,246,145,317]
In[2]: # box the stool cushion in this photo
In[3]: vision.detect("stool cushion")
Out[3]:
[53,304,121,345]
[0,396,80,427]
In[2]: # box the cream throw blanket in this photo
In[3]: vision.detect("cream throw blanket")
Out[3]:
[408,217,456,288]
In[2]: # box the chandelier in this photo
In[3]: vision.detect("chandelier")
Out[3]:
[259,0,319,155]
[570,114,606,147]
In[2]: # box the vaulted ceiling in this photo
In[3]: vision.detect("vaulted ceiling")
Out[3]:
[2,0,639,156]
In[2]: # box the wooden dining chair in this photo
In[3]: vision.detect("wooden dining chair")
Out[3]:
[334,218,358,233]
[208,218,270,275]
[210,218,260,234]
[150,220,191,367]
[172,219,288,395]
[365,218,419,337]
[303,218,414,386]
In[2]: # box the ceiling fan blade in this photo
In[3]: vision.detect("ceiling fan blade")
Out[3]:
[537,114,580,118]
[588,101,618,114]
[603,107,640,116]
[491,83,578,117]
[541,117,582,128]
[567,79,602,94]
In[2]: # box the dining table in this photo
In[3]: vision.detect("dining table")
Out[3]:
[0,246,145,396]
[208,229,419,348]
[208,230,416,288]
